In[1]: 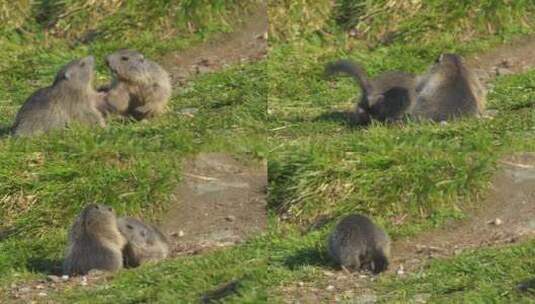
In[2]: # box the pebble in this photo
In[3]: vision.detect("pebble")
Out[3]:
[47,275,62,283]
[225,215,236,222]
[397,264,405,276]
[326,285,335,291]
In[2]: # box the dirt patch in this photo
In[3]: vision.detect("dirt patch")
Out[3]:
[392,153,535,272]
[162,153,267,255]
[161,3,268,86]
[282,153,535,303]
[467,36,535,84]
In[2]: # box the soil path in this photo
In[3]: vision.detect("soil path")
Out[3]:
[162,153,267,255]
[467,36,535,83]
[284,154,535,303]
[161,2,268,86]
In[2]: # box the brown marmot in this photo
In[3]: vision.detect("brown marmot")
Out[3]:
[411,53,486,121]
[63,204,126,275]
[100,49,171,120]
[12,56,106,137]
[117,216,169,267]
[327,214,390,273]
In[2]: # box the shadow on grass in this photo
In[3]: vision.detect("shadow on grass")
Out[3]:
[313,110,367,129]
[283,247,335,271]
[0,125,11,137]
[27,257,63,275]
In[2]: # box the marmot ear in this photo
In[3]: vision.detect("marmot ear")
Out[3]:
[64,71,71,81]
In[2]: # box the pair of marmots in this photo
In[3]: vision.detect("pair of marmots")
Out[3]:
[326,53,486,125]
[63,204,169,276]
[11,49,171,137]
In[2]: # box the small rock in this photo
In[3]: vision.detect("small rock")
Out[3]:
[178,230,185,237]
[61,275,70,281]
[178,107,198,117]
[225,215,236,222]
[488,218,503,226]
[397,264,405,276]
[323,270,335,277]
[37,292,47,297]
[19,287,31,293]
[35,284,45,289]
[47,275,62,283]
[454,248,463,255]
[326,285,335,291]
[80,276,88,286]
[440,120,449,126]
[297,281,304,287]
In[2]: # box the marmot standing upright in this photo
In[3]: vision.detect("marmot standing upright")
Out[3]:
[63,204,126,275]
[12,56,106,137]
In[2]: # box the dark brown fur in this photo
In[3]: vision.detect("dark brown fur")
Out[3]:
[12,56,106,137]
[117,217,169,267]
[327,214,390,274]
[63,204,126,276]
[100,49,171,120]
[326,59,417,125]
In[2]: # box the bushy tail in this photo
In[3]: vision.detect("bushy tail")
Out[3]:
[325,59,372,95]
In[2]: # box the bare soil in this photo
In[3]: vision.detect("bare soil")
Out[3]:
[161,2,268,86]
[162,153,268,255]
[467,36,535,84]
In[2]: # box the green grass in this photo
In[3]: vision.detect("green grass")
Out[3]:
[0,1,267,302]
[2,0,535,303]
[377,240,535,303]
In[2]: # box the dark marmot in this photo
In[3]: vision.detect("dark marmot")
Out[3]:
[63,204,126,276]
[100,49,171,120]
[326,59,417,125]
[327,214,390,273]
[410,53,486,121]
[12,56,106,137]
[117,216,169,267]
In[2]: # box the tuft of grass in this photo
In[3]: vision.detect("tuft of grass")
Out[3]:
[376,240,535,303]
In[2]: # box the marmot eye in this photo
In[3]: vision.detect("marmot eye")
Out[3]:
[126,224,133,229]
[121,56,129,61]
[80,62,86,67]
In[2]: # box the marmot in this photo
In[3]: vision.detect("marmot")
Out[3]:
[326,59,417,125]
[410,53,486,121]
[327,214,390,273]
[117,216,169,267]
[63,204,126,275]
[100,49,171,120]
[12,56,106,137]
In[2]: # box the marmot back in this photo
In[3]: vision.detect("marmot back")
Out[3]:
[411,53,486,121]
[102,49,172,120]
[63,204,126,275]
[326,59,417,125]
[12,56,105,137]
[327,214,390,273]
[117,216,169,267]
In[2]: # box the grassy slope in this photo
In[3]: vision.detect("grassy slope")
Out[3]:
[1,1,535,303]
[267,0,535,302]
[0,1,267,302]
[58,1,535,302]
